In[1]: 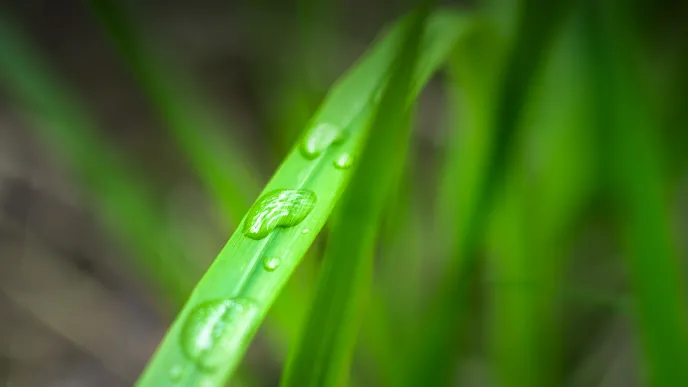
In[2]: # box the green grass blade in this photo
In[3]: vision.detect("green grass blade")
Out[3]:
[583,1,688,385]
[365,115,423,386]
[487,13,595,387]
[135,9,473,387]
[248,0,340,157]
[435,18,504,274]
[409,1,576,385]
[280,5,430,385]
[406,23,502,387]
[87,0,260,224]
[0,11,196,304]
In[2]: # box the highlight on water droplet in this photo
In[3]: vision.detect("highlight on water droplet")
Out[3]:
[169,364,185,382]
[333,153,353,170]
[300,123,345,159]
[302,228,310,234]
[243,189,317,240]
[180,298,258,371]
[263,257,281,272]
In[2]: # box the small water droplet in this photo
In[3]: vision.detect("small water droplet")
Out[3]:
[243,189,317,240]
[302,228,310,234]
[333,153,353,170]
[180,298,258,370]
[301,123,345,159]
[263,257,281,272]
[169,364,185,382]
[373,88,383,103]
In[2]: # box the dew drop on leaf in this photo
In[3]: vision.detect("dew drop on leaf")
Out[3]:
[243,189,317,240]
[180,299,258,370]
[300,123,345,159]
[333,153,353,170]
[169,364,185,382]
[263,257,281,272]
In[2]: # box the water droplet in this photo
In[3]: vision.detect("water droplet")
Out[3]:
[302,228,310,234]
[301,123,345,159]
[169,364,185,382]
[243,189,317,240]
[263,257,281,272]
[333,153,353,170]
[180,298,258,370]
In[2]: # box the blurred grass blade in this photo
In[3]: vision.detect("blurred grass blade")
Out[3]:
[280,5,430,386]
[248,0,340,157]
[410,1,576,385]
[135,9,473,387]
[297,0,339,93]
[364,113,422,386]
[487,13,595,387]
[583,1,688,385]
[410,22,503,387]
[435,19,504,273]
[87,0,259,224]
[267,0,340,152]
[0,11,195,304]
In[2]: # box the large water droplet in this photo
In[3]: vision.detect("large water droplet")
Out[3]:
[243,189,317,240]
[301,123,345,159]
[333,153,353,170]
[180,298,258,370]
[263,257,281,272]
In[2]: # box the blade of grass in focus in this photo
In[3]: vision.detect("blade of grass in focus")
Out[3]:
[135,10,473,387]
[584,1,688,385]
[410,1,576,385]
[0,11,196,305]
[487,13,595,387]
[87,0,260,225]
[280,5,430,383]
[261,0,342,353]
